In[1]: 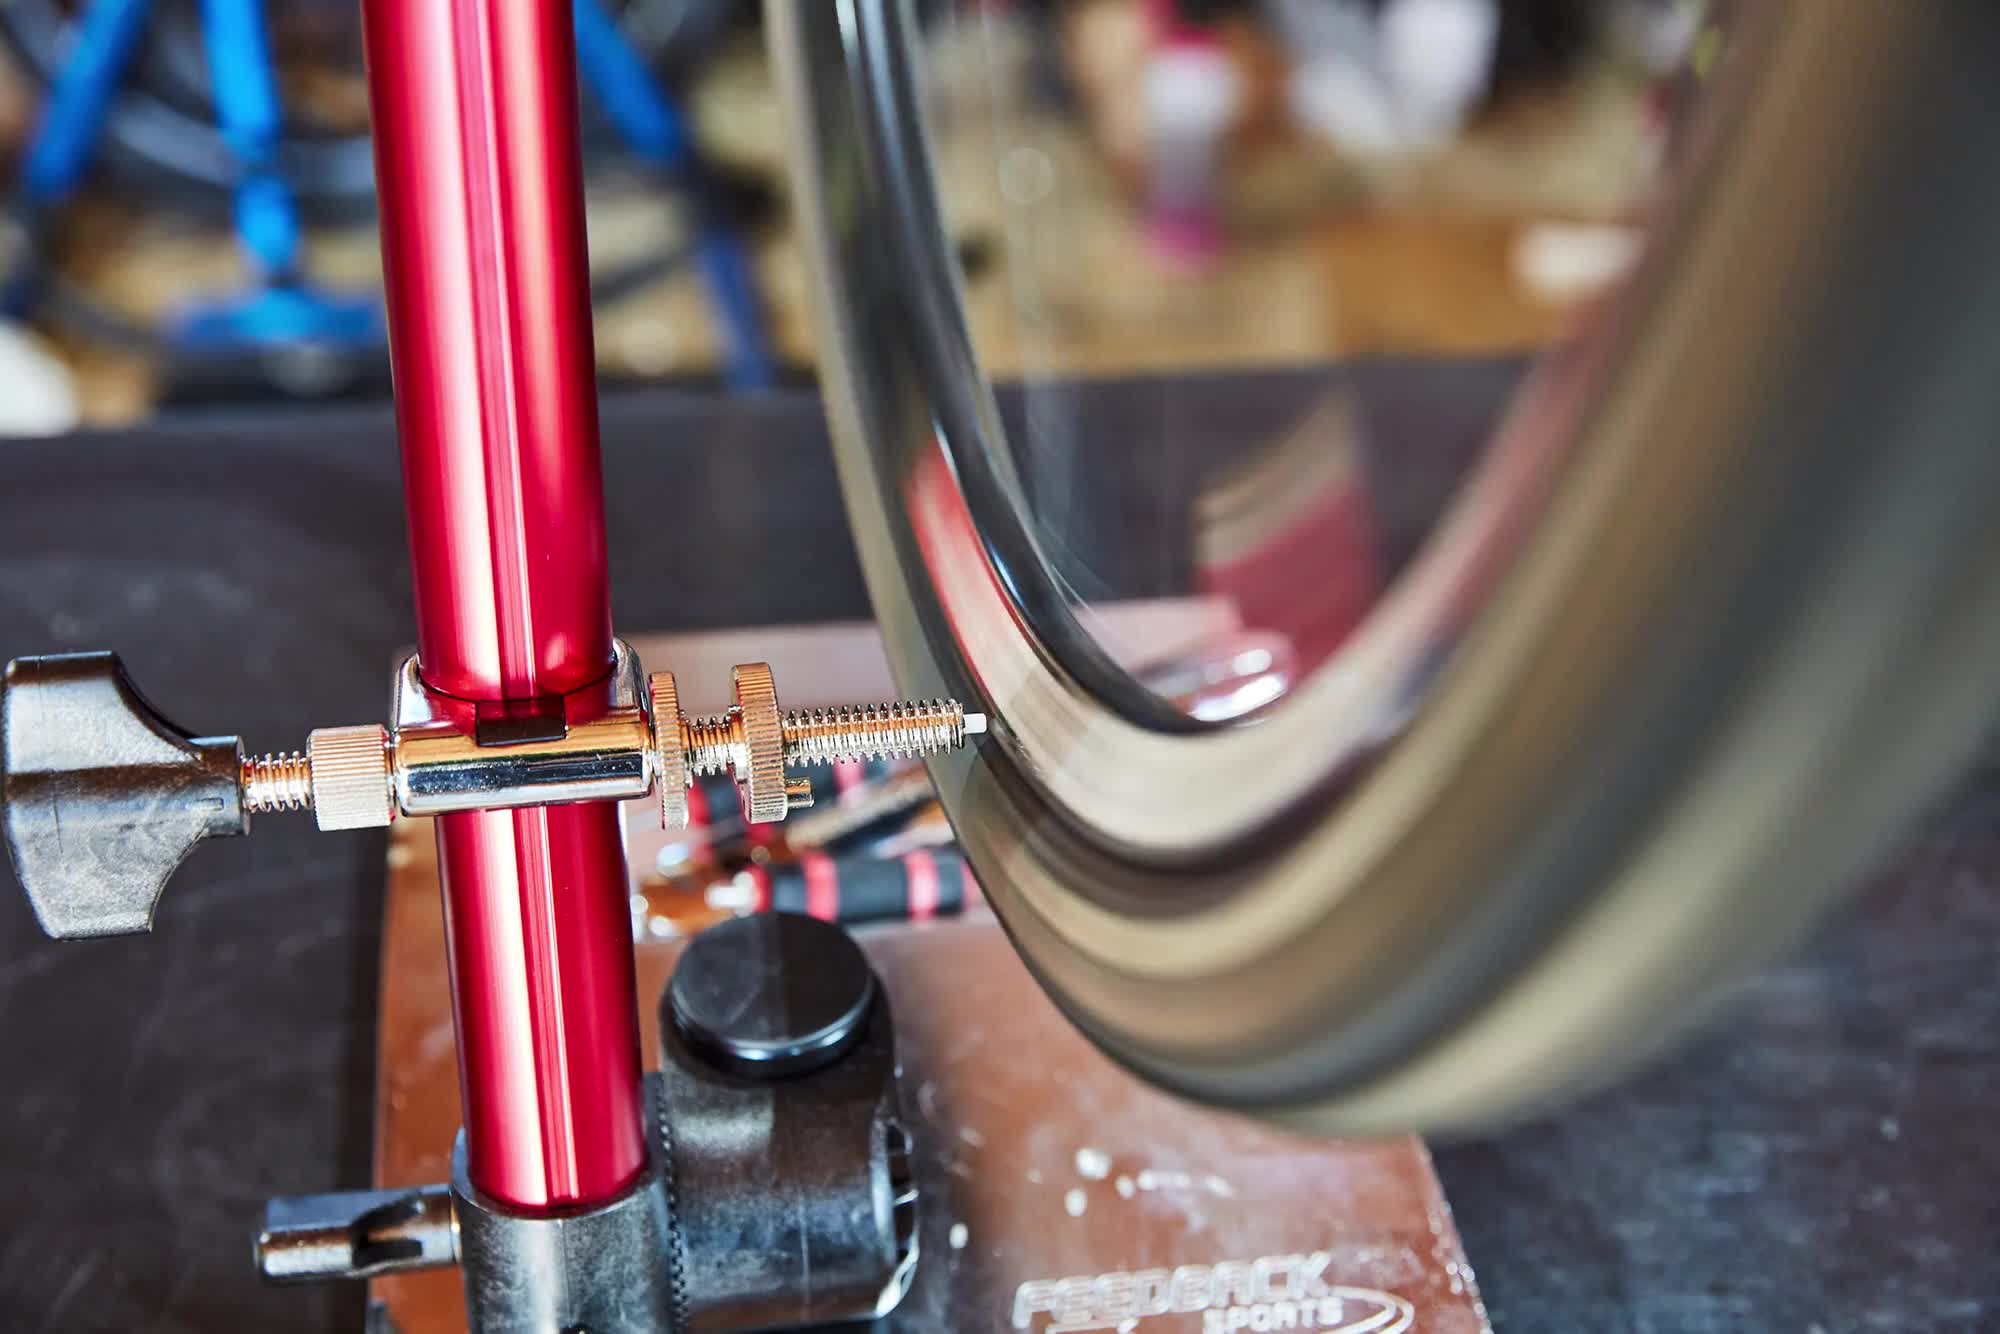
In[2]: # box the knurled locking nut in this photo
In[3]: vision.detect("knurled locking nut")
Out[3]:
[306,724,395,831]
[649,671,690,833]
[731,662,790,825]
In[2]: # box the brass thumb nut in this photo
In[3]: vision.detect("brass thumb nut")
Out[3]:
[732,662,789,825]
[649,671,690,833]
[307,725,394,831]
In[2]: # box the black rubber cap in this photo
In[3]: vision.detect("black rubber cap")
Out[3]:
[668,912,877,1080]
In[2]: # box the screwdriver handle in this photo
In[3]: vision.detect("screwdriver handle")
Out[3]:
[744,849,973,926]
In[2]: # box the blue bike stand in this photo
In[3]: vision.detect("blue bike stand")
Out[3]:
[173,0,379,354]
[5,0,153,316]
[12,0,760,384]
[573,0,777,391]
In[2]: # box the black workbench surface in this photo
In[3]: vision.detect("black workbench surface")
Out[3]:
[0,382,1993,1333]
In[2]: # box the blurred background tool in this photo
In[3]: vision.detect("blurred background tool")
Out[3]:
[572,0,776,390]
[712,850,978,927]
[0,0,774,404]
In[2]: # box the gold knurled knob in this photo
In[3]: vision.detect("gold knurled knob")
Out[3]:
[731,662,790,825]
[648,672,690,833]
[304,725,394,831]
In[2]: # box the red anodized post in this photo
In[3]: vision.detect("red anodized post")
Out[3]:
[359,0,646,1210]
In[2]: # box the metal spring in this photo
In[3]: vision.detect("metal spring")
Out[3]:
[242,751,313,813]
[781,700,965,765]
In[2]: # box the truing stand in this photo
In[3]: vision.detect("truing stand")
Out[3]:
[0,1,963,1326]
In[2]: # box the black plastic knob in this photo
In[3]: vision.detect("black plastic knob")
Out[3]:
[2,652,246,938]
[668,912,877,1080]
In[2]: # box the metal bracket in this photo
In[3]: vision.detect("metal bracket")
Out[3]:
[257,914,917,1333]
[391,637,646,732]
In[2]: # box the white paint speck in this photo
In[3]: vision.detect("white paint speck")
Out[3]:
[1202,1174,1236,1197]
[1074,1147,1112,1180]
[1064,1188,1088,1218]
[1115,1175,1136,1199]
[1118,1321,1139,1334]
[1880,1117,1901,1141]
[960,1126,986,1148]
[998,147,1056,206]
[1026,1168,1044,1185]
[948,1222,969,1250]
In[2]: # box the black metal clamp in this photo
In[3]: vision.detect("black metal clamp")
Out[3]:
[257,913,918,1333]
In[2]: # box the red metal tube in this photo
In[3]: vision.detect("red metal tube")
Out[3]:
[361,0,645,1210]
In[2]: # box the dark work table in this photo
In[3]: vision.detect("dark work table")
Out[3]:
[0,379,1993,1333]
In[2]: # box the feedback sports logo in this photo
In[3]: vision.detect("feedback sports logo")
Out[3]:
[1012,1252,1415,1334]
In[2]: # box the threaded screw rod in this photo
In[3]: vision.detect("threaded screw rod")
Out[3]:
[780,700,985,765]
[678,700,984,775]
[680,714,741,779]
[654,663,986,827]
[242,751,313,813]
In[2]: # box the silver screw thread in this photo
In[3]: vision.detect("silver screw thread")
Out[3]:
[243,751,313,813]
[781,700,974,765]
[676,699,982,777]
[680,715,742,778]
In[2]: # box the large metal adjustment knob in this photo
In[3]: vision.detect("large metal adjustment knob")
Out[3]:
[2,653,248,938]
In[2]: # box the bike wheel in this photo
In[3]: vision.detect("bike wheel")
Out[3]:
[771,0,2000,1132]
